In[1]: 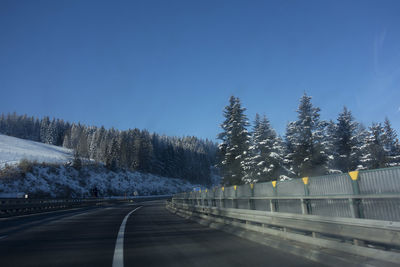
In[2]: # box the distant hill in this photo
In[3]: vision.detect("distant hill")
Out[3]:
[0,113,217,185]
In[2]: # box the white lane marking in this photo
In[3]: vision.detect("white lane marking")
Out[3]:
[112,206,142,267]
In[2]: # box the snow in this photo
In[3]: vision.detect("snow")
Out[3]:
[234,155,242,160]
[0,134,73,168]
[269,152,280,159]
[327,169,343,174]
[0,134,200,197]
[0,165,199,198]
[279,175,292,181]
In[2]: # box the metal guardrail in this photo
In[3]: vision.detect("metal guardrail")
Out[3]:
[173,166,400,221]
[172,194,400,220]
[0,195,172,217]
[167,201,400,265]
[0,198,112,217]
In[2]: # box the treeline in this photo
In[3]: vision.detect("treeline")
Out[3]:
[217,94,400,185]
[0,112,217,185]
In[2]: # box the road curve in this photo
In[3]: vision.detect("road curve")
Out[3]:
[0,200,321,266]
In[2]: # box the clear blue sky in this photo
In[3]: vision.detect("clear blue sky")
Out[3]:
[1,0,399,140]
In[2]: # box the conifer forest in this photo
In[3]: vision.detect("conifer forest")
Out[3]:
[217,94,400,185]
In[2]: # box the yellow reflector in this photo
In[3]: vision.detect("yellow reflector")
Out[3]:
[250,183,254,189]
[234,185,237,190]
[349,171,359,181]
[272,181,277,188]
[302,177,309,185]
[222,187,224,191]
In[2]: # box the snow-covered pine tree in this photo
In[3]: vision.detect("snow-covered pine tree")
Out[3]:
[322,120,338,172]
[33,118,41,142]
[241,114,260,183]
[283,121,297,176]
[217,96,250,185]
[360,123,386,169]
[353,124,369,170]
[87,127,99,160]
[242,114,284,183]
[105,135,120,171]
[285,93,327,177]
[138,130,154,172]
[46,119,58,145]
[40,116,50,143]
[382,118,400,166]
[333,107,360,173]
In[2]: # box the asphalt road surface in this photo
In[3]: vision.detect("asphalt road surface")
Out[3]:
[0,200,320,267]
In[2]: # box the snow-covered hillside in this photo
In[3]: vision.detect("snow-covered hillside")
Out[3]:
[0,134,199,197]
[0,165,198,198]
[0,134,73,168]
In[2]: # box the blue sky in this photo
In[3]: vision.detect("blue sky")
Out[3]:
[1,0,399,140]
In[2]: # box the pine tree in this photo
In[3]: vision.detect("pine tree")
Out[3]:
[241,114,260,183]
[40,116,50,143]
[323,120,337,172]
[354,124,369,170]
[242,114,284,183]
[382,118,400,166]
[46,119,58,145]
[285,93,327,177]
[284,121,297,176]
[360,123,386,169]
[333,107,360,172]
[217,96,250,185]
[106,136,120,171]
[138,130,154,172]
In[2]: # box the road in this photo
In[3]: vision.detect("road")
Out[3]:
[0,200,320,267]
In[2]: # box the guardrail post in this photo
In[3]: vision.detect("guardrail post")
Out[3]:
[233,185,238,209]
[207,189,211,207]
[270,181,277,212]
[221,187,225,208]
[205,189,208,206]
[349,171,365,246]
[301,177,310,215]
[209,189,212,207]
[213,187,217,207]
[349,171,363,219]
[248,183,255,210]
[201,189,205,206]
[211,188,214,207]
